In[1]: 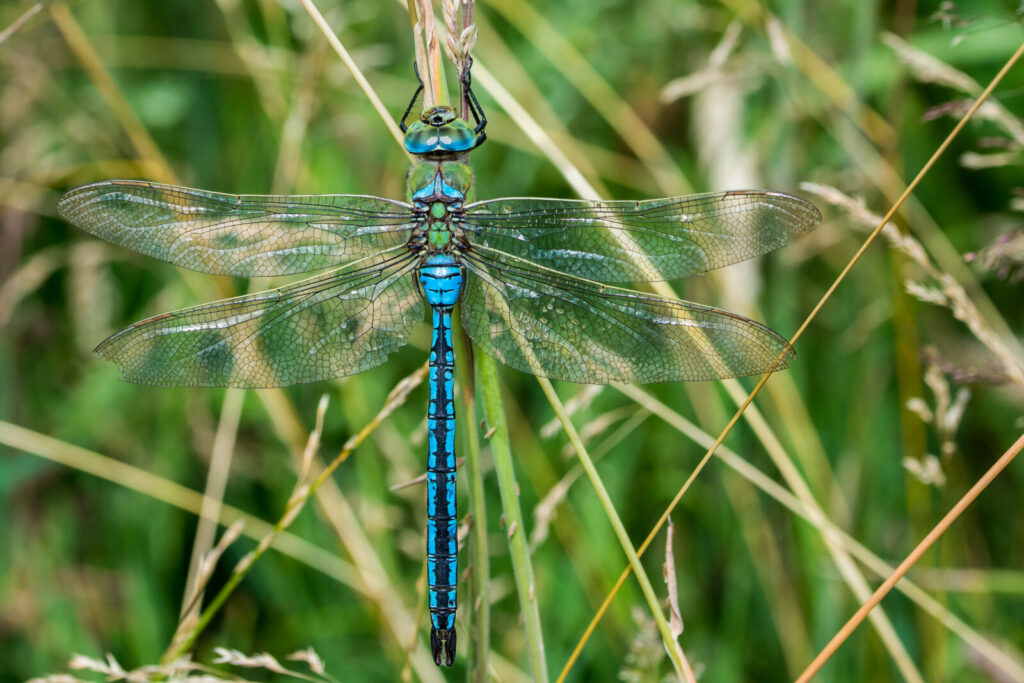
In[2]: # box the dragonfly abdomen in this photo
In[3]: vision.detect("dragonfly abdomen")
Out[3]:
[420,255,463,666]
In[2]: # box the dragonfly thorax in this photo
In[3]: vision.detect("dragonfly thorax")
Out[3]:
[409,161,474,255]
[428,202,451,248]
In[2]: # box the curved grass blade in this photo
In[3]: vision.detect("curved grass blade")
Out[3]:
[96,251,423,387]
[464,190,820,283]
[57,180,416,277]
[461,248,795,384]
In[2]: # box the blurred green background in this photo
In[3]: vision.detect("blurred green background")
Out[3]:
[2,0,1024,681]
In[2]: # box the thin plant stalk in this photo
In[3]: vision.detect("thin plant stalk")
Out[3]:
[299,0,405,148]
[409,0,449,108]
[535,377,691,680]
[407,0,433,106]
[161,366,428,664]
[162,394,331,664]
[615,383,1024,682]
[0,3,42,46]
[476,353,548,682]
[558,35,1024,680]
[180,389,245,624]
[796,431,1024,682]
[453,316,491,678]
[479,0,691,196]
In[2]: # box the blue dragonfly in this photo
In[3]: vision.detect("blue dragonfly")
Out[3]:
[57,64,820,666]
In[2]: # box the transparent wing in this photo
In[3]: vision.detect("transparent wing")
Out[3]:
[463,190,820,283]
[57,180,416,276]
[96,250,424,387]
[460,247,794,384]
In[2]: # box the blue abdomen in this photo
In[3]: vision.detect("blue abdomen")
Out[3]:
[420,252,463,666]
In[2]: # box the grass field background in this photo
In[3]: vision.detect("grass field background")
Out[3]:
[2,1,1023,680]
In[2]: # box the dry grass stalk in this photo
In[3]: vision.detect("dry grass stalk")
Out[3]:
[802,182,1024,392]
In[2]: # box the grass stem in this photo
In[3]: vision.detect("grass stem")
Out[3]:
[454,317,491,677]
[535,378,691,680]
[476,352,548,681]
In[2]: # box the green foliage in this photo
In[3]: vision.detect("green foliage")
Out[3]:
[3,0,1024,681]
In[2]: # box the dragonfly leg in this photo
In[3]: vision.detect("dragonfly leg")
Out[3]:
[461,57,488,146]
[399,60,425,133]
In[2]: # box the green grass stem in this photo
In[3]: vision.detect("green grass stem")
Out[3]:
[475,352,548,682]
[454,318,491,678]
[535,377,690,679]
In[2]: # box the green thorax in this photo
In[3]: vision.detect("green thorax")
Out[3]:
[407,161,475,251]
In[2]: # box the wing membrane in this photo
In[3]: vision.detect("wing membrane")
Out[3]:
[464,190,820,283]
[96,251,423,387]
[461,247,794,384]
[58,180,416,276]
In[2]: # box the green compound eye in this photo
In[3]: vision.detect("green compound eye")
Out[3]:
[404,121,439,154]
[434,119,475,151]
[404,107,478,155]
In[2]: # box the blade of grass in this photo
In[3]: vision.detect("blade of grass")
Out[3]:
[0,418,357,584]
[476,352,548,681]
[468,60,596,201]
[298,0,406,149]
[720,380,923,683]
[50,2,177,184]
[535,377,692,680]
[416,0,447,106]
[796,431,1024,681]
[454,314,491,678]
[163,394,330,665]
[213,0,287,121]
[269,41,327,193]
[160,365,439,674]
[471,14,611,198]
[614,385,1024,681]
[558,32,1024,683]
[480,0,693,196]
[180,389,245,624]
[718,468,812,674]
[0,2,41,46]
[722,0,1024,367]
[406,0,428,103]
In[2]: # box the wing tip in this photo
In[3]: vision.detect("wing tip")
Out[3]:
[725,188,823,233]
[55,187,82,222]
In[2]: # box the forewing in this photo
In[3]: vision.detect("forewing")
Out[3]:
[461,247,794,384]
[96,251,424,387]
[464,190,820,283]
[57,180,415,276]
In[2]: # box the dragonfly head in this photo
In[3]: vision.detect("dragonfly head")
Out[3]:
[404,105,482,157]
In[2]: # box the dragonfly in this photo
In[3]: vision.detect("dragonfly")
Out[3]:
[57,63,820,667]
